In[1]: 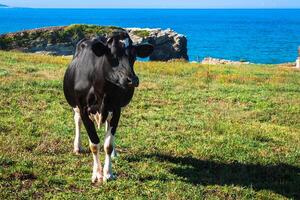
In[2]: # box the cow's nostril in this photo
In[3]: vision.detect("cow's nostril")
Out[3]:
[127,76,139,87]
[127,77,133,83]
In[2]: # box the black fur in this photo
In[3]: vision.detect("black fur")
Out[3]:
[63,32,154,144]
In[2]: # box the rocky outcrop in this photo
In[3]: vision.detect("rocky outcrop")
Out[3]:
[127,28,188,61]
[296,58,300,68]
[201,57,251,65]
[0,24,188,61]
[296,47,300,68]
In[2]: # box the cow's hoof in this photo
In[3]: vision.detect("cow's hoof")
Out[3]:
[92,174,103,184]
[103,174,115,182]
[73,147,83,155]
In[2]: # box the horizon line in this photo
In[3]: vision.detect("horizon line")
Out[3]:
[6,7,300,9]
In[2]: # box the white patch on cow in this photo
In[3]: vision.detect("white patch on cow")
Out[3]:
[95,112,102,129]
[125,38,130,48]
[103,126,115,182]
[121,38,130,48]
[73,107,82,154]
[90,142,103,183]
[106,111,117,158]
[106,112,113,125]
[89,112,102,129]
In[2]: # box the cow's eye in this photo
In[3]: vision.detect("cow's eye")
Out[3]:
[108,57,119,67]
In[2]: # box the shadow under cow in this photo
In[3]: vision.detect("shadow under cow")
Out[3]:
[124,153,300,199]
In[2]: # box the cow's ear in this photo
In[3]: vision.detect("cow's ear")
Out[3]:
[91,41,108,57]
[135,44,154,58]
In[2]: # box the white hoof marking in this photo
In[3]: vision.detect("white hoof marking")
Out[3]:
[73,147,83,155]
[92,171,103,183]
[103,173,115,182]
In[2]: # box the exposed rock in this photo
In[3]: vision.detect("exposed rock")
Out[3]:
[127,28,188,61]
[0,24,188,61]
[201,57,251,65]
[296,58,300,68]
[296,47,300,68]
[277,62,296,68]
[34,51,57,55]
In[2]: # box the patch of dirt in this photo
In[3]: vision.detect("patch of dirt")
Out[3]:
[35,138,67,155]
[10,172,37,181]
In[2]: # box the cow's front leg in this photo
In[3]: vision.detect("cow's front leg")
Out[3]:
[103,109,120,182]
[73,107,82,154]
[90,141,103,183]
[80,108,103,183]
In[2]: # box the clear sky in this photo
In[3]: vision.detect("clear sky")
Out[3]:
[1,0,300,8]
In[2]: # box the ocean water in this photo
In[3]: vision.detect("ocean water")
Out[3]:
[0,8,300,64]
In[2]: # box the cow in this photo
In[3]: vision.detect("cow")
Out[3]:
[63,30,154,183]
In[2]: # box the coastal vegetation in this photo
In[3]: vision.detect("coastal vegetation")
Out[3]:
[132,29,151,38]
[0,24,125,50]
[0,51,299,199]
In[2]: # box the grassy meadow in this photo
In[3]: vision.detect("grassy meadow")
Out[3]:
[0,51,299,199]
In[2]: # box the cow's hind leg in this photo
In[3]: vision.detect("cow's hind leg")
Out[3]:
[107,112,117,159]
[73,107,82,154]
[103,109,120,182]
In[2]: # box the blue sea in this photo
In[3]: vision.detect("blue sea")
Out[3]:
[1,8,300,64]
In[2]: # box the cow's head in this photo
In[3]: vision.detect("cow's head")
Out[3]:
[91,31,154,89]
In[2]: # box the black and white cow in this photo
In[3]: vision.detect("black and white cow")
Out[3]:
[63,31,153,183]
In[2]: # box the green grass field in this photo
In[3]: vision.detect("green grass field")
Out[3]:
[0,51,299,199]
